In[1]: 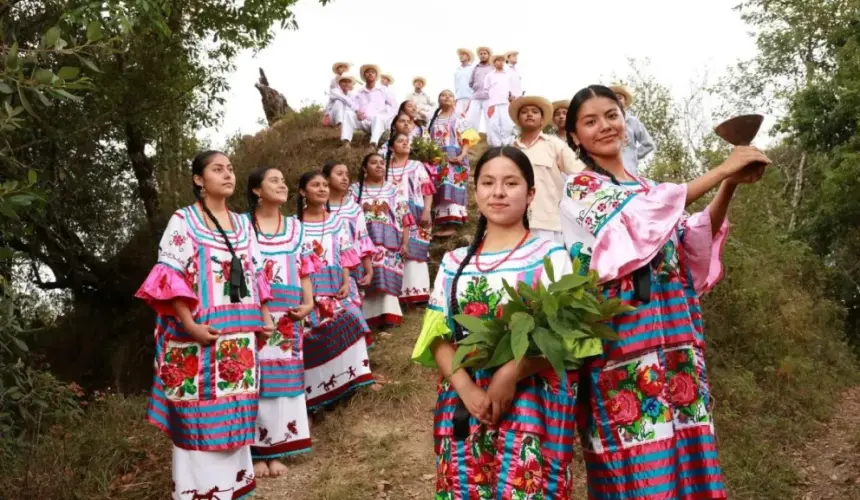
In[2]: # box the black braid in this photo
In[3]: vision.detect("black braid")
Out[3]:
[296,194,305,221]
[427,107,442,139]
[356,166,366,204]
[250,199,261,236]
[450,215,487,342]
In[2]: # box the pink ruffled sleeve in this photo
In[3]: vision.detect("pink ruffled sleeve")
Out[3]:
[353,211,376,258]
[295,220,323,278]
[559,173,686,283]
[335,218,362,269]
[134,212,198,315]
[415,162,437,197]
[681,208,729,295]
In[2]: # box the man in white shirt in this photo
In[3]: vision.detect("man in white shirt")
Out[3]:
[341,64,397,148]
[453,48,474,118]
[610,84,656,175]
[483,54,515,147]
[408,77,436,124]
[506,51,523,100]
[326,75,357,140]
[510,96,585,243]
[467,46,494,134]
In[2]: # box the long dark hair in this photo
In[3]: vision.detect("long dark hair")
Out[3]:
[449,146,533,341]
[427,90,453,138]
[246,165,277,235]
[355,153,382,204]
[564,85,626,185]
[192,150,248,303]
[384,128,410,180]
[296,170,325,221]
[322,160,346,211]
[565,85,651,302]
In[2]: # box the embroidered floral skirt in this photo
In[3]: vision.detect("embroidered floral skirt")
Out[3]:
[172,445,255,500]
[433,369,579,499]
[580,344,727,499]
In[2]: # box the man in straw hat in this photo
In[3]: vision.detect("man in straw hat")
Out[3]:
[380,74,394,88]
[506,50,523,99]
[610,84,655,175]
[329,61,350,90]
[483,53,516,147]
[510,96,584,243]
[453,48,475,117]
[551,100,569,143]
[323,74,358,135]
[342,64,397,147]
[407,76,436,123]
[466,46,494,133]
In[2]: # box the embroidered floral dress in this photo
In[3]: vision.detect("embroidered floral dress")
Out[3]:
[135,205,272,500]
[301,211,374,410]
[560,172,729,500]
[411,237,601,500]
[349,181,414,327]
[429,113,479,227]
[329,195,375,298]
[245,214,317,460]
[388,158,436,304]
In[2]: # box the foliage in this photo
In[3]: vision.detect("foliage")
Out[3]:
[409,135,446,165]
[451,257,629,376]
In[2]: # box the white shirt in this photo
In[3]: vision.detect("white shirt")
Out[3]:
[454,64,474,100]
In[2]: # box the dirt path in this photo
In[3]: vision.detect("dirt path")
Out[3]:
[793,385,860,500]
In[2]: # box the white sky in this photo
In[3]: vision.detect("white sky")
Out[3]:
[205,0,759,145]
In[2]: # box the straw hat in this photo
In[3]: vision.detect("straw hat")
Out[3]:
[331,62,350,74]
[456,48,475,62]
[380,73,394,84]
[609,85,634,108]
[337,74,357,84]
[476,46,493,59]
[509,96,554,128]
[359,64,380,82]
[491,53,506,63]
[505,50,519,58]
[412,76,427,86]
[552,100,569,114]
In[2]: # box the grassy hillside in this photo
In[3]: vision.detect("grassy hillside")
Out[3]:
[8,110,858,500]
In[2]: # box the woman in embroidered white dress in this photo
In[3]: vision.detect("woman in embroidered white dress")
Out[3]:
[244,166,316,478]
[411,147,598,499]
[559,85,770,499]
[296,171,375,411]
[135,151,274,500]
[350,152,415,327]
[386,131,436,305]
[426,89,480,236]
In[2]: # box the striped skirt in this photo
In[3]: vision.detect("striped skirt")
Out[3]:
[580,344,727,499]
[433,369,579,500]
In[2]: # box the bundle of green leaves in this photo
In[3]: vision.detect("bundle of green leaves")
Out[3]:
[410,135,446,166]
[451,257,634,376]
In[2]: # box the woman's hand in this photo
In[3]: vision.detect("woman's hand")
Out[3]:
[287,303,314,321]
[480,362,518,425]
[725,163,767,185]
[448,154,461,165]
[187,323,220,345]
[336,282,350,299]
[358,268,373,288]
[420,208,432,227]
[457,380,492,424]
[260,314,275,338]
[716,146,771,179]
[401,239,410,257]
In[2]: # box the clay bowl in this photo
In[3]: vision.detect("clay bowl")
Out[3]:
[714,114,764,146]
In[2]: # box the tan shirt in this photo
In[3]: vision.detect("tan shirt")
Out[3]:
[513,133,585,232]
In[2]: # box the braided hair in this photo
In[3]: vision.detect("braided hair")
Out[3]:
[296,170,325,221]
[192,150,248,303]
[427,90,454,138]
[385,126,411,180]
[448,146,534,342]
[246,165,276,236]
[355,153,382,204]
[564,85,651,302]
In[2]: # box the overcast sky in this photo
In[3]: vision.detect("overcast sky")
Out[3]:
[203,0,759,145]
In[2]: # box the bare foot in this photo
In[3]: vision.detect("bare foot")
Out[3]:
[268,459,288,477]
[253,460,270,478]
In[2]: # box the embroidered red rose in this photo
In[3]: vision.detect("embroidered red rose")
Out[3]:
[668,372,698,407]
[181,354,198,379]
[472,451,497,486]
[218,358,245,384]
[220,259,231,278]
[636,364,665,397]
[160,364,184,388]
[219,340,237,357]
[511,457,543,495]
[264,260,275,283]
[318,299,335,319]
[236,348,255,370]
[280,337,294,352]
[436,458,452,492]
[607,389,641,426]
[277,316,294,336]
[597,368,627,392]
[665,349,689,372]
[169,347,184,361]
[462,302,489,317]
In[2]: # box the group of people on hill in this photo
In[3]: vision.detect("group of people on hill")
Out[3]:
[137,46,771,500]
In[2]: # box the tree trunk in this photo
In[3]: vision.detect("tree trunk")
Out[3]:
[125,121,160,232]
[788,152,806,232]
[255,68,293,125]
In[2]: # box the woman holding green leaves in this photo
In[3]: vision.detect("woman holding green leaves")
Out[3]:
[411,146,601,499]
